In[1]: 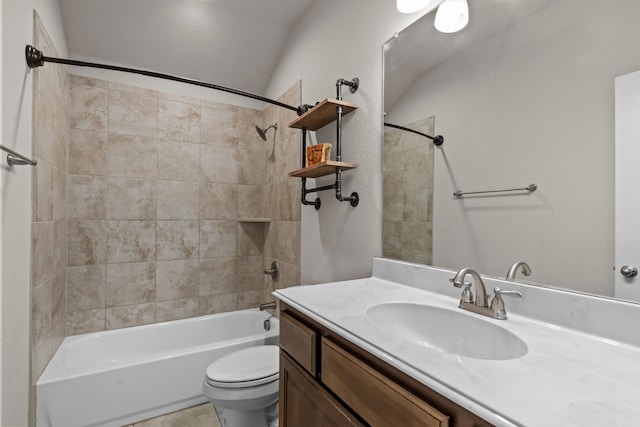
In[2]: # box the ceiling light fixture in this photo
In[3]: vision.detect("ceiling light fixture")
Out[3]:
[434,0,469,33]
[396,0,432,14]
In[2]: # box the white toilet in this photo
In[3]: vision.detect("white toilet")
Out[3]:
[202,345,280,427]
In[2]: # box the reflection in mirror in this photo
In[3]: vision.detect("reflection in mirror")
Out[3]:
[383,0,640,300]
[383,117,435,265]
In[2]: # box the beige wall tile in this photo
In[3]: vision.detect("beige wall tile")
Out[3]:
[69,75,108,131]
[157,180,199,219]
[403,189,430,222]
[108,90,158,138]
[33,158,53,222]
[31,278,53,379]
[66,309,106,335]
[67,265,106,312]
[156,259,199,301]
[237,256,262,291]
[53,167,67,221]
[272,260,301,291]
[401,222,431,254]
[109,82,158,98]
[158,140,200,181]
[106,262,156,307]
[52,271,66,338]
[53,220,67,273]
[156,220,199,260]
[159,91,201,105]
[199,257,237,296]
[278,179,300,221]
[403,154,432,191]
[200,145,239,184]
[69,129,107,176]
[282,134,302,180]
[52,113,67,171]
[67,174,106,219]
[107,134,158,178]
[107,177,156,220]
[382,221,402,253]
[33,93,56,165]
[106,303,155,329]
[199,220,237,258]
[200,99,240,112]
[238,149,264,185]
[237,290,261,310]
[106,220,156,263]
[156,298,199,322]
[200,183,237,220]
[32,222,54,287]
[263,184,279,220]
[201,107,240,147]
[158,99,201,143]
[238,185,263,219]
[263,221,299,265]
[67,220,107,266]
[198,293,237,316]
[237,109,265,152]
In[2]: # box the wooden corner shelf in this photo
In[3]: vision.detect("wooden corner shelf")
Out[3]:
[289,98,358,131]
[288,161,358,179]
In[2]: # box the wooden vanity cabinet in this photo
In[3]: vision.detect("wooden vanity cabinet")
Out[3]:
[279,303,494,427]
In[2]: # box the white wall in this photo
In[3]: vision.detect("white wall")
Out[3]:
[2,1,66,425]
[266,0,427,285]
[385,0,640,296]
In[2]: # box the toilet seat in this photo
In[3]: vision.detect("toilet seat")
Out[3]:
[205,345,279,389]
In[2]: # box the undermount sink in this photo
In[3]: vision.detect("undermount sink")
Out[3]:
[366,302,528,361]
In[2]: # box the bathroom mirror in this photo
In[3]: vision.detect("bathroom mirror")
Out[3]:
[383,0,640,299]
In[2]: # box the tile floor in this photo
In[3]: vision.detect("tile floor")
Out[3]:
[123,403,220,427]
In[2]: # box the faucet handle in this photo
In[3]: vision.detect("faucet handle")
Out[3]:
[493,287,522,299]
[490,287,522,319]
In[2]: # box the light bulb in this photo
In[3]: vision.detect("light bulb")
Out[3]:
[397,0,432,14]
[434,0,469,33]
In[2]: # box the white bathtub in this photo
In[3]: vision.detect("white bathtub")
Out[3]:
[36,309,279,427]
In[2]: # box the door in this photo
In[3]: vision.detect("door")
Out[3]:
[615,70,640,301]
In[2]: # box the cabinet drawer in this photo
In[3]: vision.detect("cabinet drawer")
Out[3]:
[321,338,449,427]
[280,352,365,427]
[280,312,317,375]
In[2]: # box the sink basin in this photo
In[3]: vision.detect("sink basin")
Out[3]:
[366,302,528,360]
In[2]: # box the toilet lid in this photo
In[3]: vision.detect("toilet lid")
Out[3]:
[206,345,279,388]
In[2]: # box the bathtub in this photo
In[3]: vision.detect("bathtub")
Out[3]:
[36,308,279,427]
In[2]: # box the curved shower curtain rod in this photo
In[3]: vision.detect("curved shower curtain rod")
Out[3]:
[25,45,307,115]
[384,122,444,146]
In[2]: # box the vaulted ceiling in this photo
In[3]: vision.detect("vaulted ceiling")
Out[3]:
[58,0,314,95]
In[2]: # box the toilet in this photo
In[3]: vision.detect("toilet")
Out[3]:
[202,345,280,427]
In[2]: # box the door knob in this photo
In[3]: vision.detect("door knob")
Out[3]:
[620,265,638,278]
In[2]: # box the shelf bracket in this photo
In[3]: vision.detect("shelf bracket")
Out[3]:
[301,177,322,210]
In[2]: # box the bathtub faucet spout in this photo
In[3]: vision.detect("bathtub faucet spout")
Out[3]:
[259,302,276,311]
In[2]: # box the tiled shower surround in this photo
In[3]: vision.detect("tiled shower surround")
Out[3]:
[28,12,302,427]
[30,18,301,412]
[65,77,301,334]
[382,117,435,265]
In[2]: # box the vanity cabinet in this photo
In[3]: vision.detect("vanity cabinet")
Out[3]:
[279,304,494,427]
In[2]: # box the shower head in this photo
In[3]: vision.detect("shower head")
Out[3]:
[256,123,278,141]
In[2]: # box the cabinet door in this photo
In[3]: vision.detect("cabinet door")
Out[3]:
[280,352,364,427]
[321,338,449,427]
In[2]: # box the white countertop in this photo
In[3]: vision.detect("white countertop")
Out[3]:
[274,260,640,427]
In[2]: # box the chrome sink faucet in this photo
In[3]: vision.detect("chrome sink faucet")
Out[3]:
[452,268,522,320]
[506,261,532,281]
[452,267,488,308]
